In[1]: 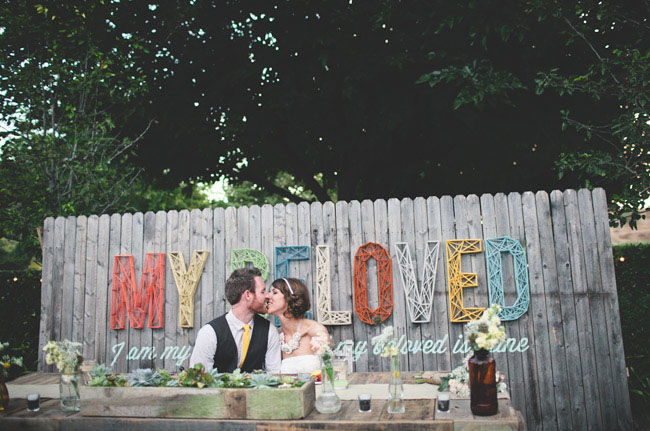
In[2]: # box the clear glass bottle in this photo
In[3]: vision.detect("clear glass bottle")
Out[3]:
[60,371,81,411]
[315,363,341,414]
[387,354,405,414]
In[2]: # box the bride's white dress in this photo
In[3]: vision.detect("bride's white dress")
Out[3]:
[280,354,321,374]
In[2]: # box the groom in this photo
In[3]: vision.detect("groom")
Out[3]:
[189,268,281,373]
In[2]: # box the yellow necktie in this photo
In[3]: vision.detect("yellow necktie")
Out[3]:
[239,324,251,368]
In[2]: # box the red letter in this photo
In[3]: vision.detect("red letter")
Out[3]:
[353,242,394,325]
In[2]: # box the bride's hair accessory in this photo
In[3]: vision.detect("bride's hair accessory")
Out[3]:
[280,319,302,354]
[282,278,294,295]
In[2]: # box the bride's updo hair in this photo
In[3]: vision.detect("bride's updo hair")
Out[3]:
[271,278,310,318]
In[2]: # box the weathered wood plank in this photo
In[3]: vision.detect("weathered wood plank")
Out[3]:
[297,202,312,310]
[128,212,144,372]
[549,190,588,430]
[200,208,214,333]
[335,201,355,350]
[153,210,167,370]
[95,214,111,368]
[214,207,227,317]
[533,191,572,431]
[82,216,99,361]
[285,202,299,280]
[164,211,179,371]
[374,199,390,373]
[576,189,617,431]
[439,196,464,367]
[386,198,408,373]
[177,210,191,362]
[348,200,367,371]
[592,188,633,430]
[106,213,122,370]
[506,192,541,431]
[49,217,65,360]
[187,209,203,356]
[490,193,526,426]
[399,198,424,372]
[562,189,603,431]
[361,199,381,372]
[426,197,450,371]
[61,216,77,341]
[72,216,87,346]
[116,213,133,373]
[38,217,55,371]
[139,211,156,369]
[521,192,557,431]
[260,204,274,284]
[224,206,237,296]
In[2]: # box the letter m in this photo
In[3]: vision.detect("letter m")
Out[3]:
[111,253,165,330]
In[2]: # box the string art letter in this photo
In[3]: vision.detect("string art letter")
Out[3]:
[231,249,270,280]
[110,253,165,330]
[315,245,351,325]
[274,246,310,279]
[445,239,484,322]
[394,241,440,323]
[485,236,530,321]
[168,250,209,328]
[353,242,393,325]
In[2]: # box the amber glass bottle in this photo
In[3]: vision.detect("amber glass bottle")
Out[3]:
[468,348,498,416]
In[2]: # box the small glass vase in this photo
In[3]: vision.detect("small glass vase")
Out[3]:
[60,371,81,411]
[387,355,405,414]
[0,374,9,411]
[315,363,341,414]
[468,348,498,416]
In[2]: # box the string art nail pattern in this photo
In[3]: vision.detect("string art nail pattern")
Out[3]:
[168,250,209,328]
[316,245,351,325]
[485,236,530,321]
[353,242,393,325]
[110,253,165,330]
[394,241,440,323]
[231,249,270,281]
[445,239,485,322]
[274,246,310,279]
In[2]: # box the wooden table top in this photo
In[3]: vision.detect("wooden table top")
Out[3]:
[1,372,524,431]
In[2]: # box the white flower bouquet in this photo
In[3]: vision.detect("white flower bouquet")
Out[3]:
[371,325,400,376]
[466,304,506,351]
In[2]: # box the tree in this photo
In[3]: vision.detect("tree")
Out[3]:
[116,0,646,225]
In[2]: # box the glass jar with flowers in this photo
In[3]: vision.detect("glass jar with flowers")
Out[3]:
[43,340,83,411]
[0,342,24,410]
[371,325,405,414]
[311,332,341,414]
[465,304,506,416]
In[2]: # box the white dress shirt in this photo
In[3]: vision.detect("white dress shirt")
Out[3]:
[189,310,281,373]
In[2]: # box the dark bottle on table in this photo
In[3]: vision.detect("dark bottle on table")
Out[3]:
[468,348,498,416]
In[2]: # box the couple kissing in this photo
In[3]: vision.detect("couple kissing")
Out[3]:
[189,267,329,375]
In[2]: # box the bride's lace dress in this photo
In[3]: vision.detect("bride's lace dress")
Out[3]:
[280,354,321,374]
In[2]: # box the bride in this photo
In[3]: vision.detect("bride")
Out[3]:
[266,277,330,375]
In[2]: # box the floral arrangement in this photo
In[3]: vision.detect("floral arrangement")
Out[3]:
[370,325,400,376]
[0,342,23,381]
[439,352,508,397]
[310,332,334,383]
[89,363,306,389]
[465,304,506,351]
[43,340,83,374]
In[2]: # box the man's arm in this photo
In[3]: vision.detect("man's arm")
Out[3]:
[189,325,217,370]
[265,325,282,373]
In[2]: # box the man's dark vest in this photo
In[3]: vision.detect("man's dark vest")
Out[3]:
[209,314,270,373]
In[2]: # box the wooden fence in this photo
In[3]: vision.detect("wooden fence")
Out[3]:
[38,188,632,430]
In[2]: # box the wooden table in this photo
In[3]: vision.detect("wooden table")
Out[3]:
[1,372,524,431]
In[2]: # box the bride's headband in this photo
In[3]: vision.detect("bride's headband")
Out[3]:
[282,278,294,295]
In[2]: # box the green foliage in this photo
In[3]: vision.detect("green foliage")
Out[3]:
[613,243,650,427]
[0,270,41,373]
[0,342,25,381]
[89,364,128,387]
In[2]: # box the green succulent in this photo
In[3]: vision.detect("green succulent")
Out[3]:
[89,363,128,387]
[221,368,249,388]
[128,368,163,387]
[248,373,281,389]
